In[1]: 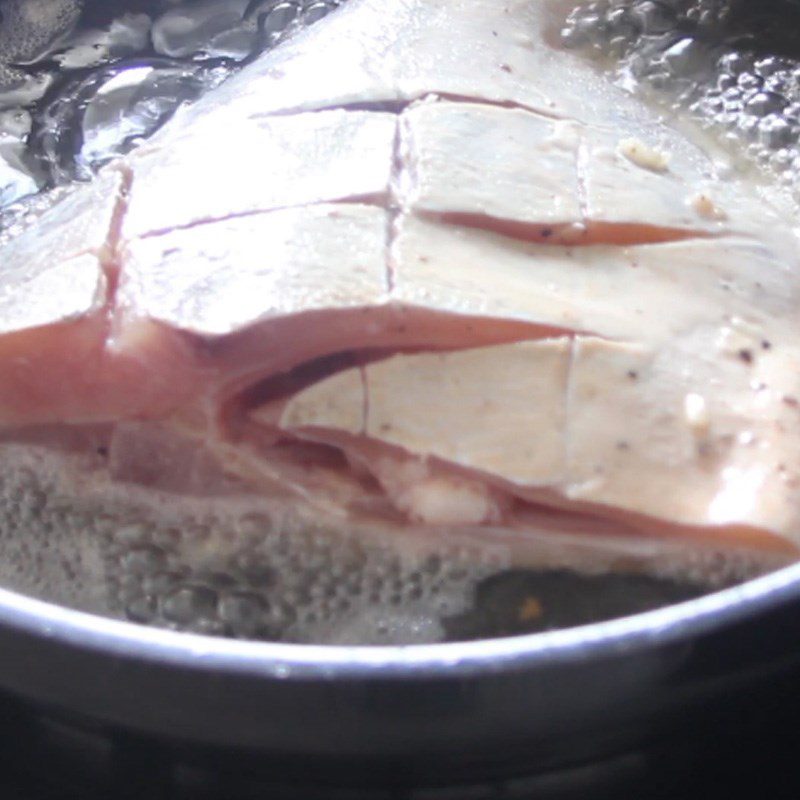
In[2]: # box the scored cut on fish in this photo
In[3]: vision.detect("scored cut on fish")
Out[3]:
[122,109,397,239]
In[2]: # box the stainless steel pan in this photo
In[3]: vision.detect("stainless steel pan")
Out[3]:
[1,562,800,787]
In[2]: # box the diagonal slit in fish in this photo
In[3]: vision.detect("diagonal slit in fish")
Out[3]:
[1,0,800,592]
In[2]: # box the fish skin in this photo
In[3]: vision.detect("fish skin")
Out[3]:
[0,251,105,336]
[397,102,582,232]
[0,166,211,426]
[361,340,570,489]
[273,328,800,548]
[122,109,397,240]
[164,0,559,121]
[0,170,119,423]
[565,332,800,548]
[167,0,689,133]
[276,339,571,487]
[397,99,797,246]
[392,217,798,347]
[0,167,123,332]
[1,0,800,572]
[118,203,390,337]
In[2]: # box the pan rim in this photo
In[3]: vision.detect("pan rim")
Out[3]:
[1,560,800,680]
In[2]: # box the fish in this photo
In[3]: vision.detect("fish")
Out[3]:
[2,0,800,592]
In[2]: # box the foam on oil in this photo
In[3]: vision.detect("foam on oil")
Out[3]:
[0,439,511,644]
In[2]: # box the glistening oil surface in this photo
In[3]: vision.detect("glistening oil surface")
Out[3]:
[561,0,800,193]
[8,0,799,644]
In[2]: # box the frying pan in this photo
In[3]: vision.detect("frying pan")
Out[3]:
[3,0,800,792]
[1,560,800,788]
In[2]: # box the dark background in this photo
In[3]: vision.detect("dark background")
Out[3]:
[0,680,798,800]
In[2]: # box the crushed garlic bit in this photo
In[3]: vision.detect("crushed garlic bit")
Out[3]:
[689,192,727,220]
[374,456,506,526]
[618,137,670,172]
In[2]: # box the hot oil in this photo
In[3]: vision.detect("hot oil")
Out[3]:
[0,439,514,644]
[0,0,341,216]
[5,0,789,644]
[0,437,711,644]
[561,0,800,197]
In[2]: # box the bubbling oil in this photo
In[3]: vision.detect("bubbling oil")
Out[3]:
[561,0,800,198]
[0,439,513,644]
[0,438,712,644]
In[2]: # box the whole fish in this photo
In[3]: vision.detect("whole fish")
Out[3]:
[1,0,799,591]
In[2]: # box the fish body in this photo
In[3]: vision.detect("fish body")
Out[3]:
[1,0,800,585]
